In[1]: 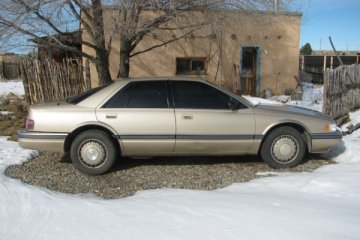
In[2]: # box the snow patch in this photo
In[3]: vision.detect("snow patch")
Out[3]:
[0,136,38,169]
[242,95,283,105]
[0,80,25,97]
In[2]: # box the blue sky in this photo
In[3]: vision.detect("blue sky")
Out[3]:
[300,0,360,51]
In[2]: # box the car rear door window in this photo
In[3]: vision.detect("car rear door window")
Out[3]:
[172,81,231,109]
[103,81,168,108]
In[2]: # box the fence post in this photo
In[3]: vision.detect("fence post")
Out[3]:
[330,56,333,69]
[85,59,91,89]
[301,55,304,70]
[0,61,4,80]
[20,61,32,105]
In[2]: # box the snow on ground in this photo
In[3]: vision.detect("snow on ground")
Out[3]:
[0,79,25,97]
[1,121,360,239]
[287,83,324,112]
[1,81,360,239]
[341,110,360,132]
[243,95,283,105]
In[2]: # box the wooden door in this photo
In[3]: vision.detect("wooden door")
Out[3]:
[240,47,258,96]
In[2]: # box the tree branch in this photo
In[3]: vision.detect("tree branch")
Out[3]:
[130,28,196,58]
[66,0,96,40]
[16,0,64,35]
[0,16,95,62]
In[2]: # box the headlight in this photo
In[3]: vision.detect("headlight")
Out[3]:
[325,123,337,132]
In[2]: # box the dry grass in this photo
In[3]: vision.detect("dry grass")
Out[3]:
[0,94,28,141]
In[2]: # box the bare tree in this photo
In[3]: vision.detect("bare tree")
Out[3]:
[0,0,112,84]
[0,0,298,84]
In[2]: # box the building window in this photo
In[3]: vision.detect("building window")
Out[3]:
[176,58,207,75]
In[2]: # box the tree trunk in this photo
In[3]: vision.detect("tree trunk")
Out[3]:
[91,0,112,85]
[118,35,132,78]
[95,53,112,85]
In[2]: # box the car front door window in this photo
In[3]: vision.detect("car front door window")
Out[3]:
[172,81,236,109]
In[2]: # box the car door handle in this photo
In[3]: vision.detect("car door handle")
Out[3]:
[106,114,117,119]
[181,114,193,120]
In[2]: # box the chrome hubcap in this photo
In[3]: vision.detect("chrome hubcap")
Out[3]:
[79,140,107,167]
[271,135,299,163]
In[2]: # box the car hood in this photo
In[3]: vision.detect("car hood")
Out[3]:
[254,104,332,121]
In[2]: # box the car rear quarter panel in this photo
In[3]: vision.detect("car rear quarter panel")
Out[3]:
[29,104,97,133]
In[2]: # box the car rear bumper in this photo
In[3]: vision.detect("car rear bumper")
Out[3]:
[18,130,67,152]
[310,130,343,153]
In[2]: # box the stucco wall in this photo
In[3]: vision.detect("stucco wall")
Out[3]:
[82,10,301,96]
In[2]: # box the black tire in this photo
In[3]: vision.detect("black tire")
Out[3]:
[70,130,118,175]
[260,126,306,169]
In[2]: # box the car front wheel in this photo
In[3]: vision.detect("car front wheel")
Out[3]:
[70,130,117,175]
[260,126,306,168]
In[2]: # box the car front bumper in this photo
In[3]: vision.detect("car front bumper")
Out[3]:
[310,130,343,153]
[18,129,67,152]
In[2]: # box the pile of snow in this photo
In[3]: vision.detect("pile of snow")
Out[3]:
[243,95,283,105]
[0,80,25,97]
[341,110,360,132]
[244,83,324,112]
[287,83,324,112]
[0,137,37,168]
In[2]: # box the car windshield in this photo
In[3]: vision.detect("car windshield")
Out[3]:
[66,83,112,104]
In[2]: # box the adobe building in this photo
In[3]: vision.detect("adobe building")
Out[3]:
[82,10,302,96]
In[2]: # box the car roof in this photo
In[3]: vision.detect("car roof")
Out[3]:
[78,77,254,108]
[113,76,209,83]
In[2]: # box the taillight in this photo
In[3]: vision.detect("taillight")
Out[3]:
[26,119,35,130]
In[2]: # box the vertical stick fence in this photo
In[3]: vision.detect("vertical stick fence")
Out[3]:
[323,64,360,123]
[21,58,90,105]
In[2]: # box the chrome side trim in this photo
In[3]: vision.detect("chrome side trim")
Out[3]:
[310,131,343,140]
[118,134,263,140]
[18,130,68,140]
[119,135,174,140]
[176,135,256,140]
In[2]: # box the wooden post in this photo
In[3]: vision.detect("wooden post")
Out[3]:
[323,55,327,71]
[85,59,91,89]
[20,61,32,105]
[301,55,305,70]
[330,56,334,69]
[0,61,4,80]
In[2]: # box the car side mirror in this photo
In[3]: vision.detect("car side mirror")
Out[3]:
[228,98,241,111]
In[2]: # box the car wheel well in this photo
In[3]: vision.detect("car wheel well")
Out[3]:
[259,123,310,154]
[64,125,120,153]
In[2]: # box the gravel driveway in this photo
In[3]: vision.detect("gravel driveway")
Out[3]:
[5,152,334,199]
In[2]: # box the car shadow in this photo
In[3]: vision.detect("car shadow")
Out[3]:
[110,155,264,172]
[58,145,345,174]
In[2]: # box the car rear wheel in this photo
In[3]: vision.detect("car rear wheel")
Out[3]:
[70,130,117,175]
[260,126,306,168]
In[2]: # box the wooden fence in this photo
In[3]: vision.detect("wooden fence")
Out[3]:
[323,64,360,123]
[0,61,21,80]
[21,58,90,105]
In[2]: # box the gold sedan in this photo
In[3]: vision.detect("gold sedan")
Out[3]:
[18,78,342,175]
